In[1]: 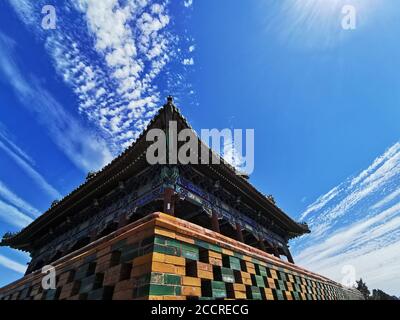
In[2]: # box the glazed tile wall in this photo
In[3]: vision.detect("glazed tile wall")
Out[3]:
[0,213,363,300]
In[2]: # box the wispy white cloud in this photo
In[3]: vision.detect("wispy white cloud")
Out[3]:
[300,186,340,220]
[297,203,400,265]
[293,141,400,295]
[0,127,42,217]
[0,199,33,229]
[7,0,36,25]
[298,143,400,236]
[7,0,192,152]
[0,253,27,274]
[0,31,114,173]
[0,127,35,167]
[371,188,400,210]
[0,181,41,218]
[68,0,174,148]
[45,1,173,149]
[0,139,61,200]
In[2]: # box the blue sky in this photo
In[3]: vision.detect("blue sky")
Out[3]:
[0,0,399,295]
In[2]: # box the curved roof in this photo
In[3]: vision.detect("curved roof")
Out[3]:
[1,98,309,251]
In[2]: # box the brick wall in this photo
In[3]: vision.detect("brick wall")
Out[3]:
[0,213,363,300]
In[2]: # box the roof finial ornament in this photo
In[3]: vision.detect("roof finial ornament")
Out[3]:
[167,95,174,104]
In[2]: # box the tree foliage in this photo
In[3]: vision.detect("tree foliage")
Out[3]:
[356,278,370,300]
[370,289,399,301]
[356,278,398,300]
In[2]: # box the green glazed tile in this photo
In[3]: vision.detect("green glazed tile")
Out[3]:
[149,284,177,296]
[164,274,181,285]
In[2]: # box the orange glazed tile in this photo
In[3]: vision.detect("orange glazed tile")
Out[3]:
[164,255,186,266]
[285,291,293,300]
[163,296,186,300]
[209,257,223,267]
[242,255,253,262]
[154,220,178,232]
[152,262,185,276]
[175,234,196,244]
[270,269,278,279]
[264,288,273,295]
[182,276,201,287]
[196,262,213,272]
[182,286,202,297]
[267,278,276,289]
[152,252,165,263]
[247,267,256,275]
[266,293,275,300]
[208,251,222,259]
[151,261,176,274]
[154,227,176,239]
[175,266,186,275]
[148,295,164,300]
[233,283,246,292]
[234,291,247,299]
[0,213,364,301]
[197,270,213,280]
[222,248,234,256]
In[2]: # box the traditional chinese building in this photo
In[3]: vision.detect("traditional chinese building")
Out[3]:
[0,97,363,300]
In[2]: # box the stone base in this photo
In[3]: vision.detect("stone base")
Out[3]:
[0,212,363,300]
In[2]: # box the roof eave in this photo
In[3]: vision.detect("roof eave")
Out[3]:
[3,100,310,246]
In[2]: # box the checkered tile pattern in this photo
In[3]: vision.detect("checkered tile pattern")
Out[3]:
[0,213,363,300]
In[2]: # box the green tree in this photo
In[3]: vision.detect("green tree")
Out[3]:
[356,278,370,300]
[371,289,399,300]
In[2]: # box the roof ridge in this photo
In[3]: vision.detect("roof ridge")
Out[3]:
[2,96,309,247]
